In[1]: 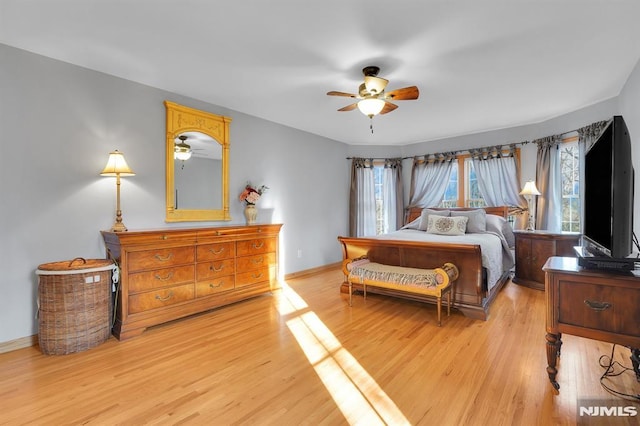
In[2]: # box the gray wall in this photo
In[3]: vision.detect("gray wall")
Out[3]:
[1,41,638,345]
[0,44,349,343]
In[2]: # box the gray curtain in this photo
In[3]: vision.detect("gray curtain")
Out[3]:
[535,135,562,231]
[408,153,455,210]
[349,158,376,237]
[471,145,527,228]
[577,120,609,231]
[382,158,404,233]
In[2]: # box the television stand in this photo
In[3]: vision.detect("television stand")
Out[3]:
[543,257,640,390]
[574,246,636,272]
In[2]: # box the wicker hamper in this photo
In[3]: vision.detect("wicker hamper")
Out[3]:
[36,258,116,355]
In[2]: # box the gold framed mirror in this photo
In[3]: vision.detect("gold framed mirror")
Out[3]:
[165,101,231,222]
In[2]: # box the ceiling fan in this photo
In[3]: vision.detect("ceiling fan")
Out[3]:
[327,66,420,132]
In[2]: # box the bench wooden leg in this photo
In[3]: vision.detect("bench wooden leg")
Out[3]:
[348,280,352,306]
[437,296,442,327]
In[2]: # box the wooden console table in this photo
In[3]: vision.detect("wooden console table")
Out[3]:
[543,256,640,390]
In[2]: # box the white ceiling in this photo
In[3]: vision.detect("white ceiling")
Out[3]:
[2,0,640,146]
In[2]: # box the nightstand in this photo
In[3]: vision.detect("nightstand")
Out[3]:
[513,230,581,290]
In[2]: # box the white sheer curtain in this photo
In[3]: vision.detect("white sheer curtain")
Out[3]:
[381,158,404,234]
[408,154,454,209]
[471,145,527,228]
[471,147,526,205]
[349,158,376,237]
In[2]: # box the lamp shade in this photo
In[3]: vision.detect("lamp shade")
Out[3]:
[357,98,385,117]
[100,150,135,176]
[520,180,541,196]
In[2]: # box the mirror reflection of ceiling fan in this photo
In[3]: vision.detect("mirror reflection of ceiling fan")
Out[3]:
[327,66,419,133]
[174,135,193,161]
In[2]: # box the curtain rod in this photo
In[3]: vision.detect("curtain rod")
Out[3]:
[345,118,609,162]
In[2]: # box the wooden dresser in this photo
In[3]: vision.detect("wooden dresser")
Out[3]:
[543,256,640,390]
[102,224,282,340]
[513,230,581,290]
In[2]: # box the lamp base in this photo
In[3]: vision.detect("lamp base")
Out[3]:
[110,222,128,232]
[110,209,128,232]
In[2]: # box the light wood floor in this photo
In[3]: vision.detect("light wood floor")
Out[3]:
[1,268,639,425]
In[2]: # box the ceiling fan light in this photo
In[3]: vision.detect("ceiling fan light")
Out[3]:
[357,98,385,117]
[364,76,388,94]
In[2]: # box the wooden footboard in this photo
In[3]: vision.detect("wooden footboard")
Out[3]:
[337,236,505,320]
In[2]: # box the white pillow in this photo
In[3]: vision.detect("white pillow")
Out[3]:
[426,215,468,236]
[418,209,450,231]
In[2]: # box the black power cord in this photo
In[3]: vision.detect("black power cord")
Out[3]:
[598,344,640,401]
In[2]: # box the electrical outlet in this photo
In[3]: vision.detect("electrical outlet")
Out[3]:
[297,249,302,258]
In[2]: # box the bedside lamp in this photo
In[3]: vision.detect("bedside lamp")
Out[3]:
[520,180,541,231]
[101,150,135,232]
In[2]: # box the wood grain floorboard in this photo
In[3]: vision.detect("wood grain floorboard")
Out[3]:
[1,268,639,425]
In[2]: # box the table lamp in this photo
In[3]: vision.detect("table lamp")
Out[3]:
[520,180,541,231]
[101,150,135,232]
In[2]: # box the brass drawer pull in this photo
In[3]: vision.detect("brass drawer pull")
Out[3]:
[209,282,223,289]
[154,272,174,281]
[252,272,263,279]
[154,253,174,262]
[252,241,264,249]
[251,256,263,264]
[209,264,224,272]
[584,299,612,311]
[155,291,174,302]
[209,247,225,255]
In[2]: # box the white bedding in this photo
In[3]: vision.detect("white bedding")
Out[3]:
[373,229,515,292]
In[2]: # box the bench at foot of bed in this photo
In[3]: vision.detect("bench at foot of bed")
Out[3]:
[343,259,459,326]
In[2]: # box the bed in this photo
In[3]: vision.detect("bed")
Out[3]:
[337,206,515,320]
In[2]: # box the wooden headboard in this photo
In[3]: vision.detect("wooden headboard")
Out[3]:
[405,206,509,224]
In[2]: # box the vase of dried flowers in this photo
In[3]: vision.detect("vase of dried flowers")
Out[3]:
[239,183,268,225]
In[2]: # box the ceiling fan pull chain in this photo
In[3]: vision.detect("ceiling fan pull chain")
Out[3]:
[370,117,374,134]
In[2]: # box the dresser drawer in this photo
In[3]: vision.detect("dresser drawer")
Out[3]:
[128,283,195,314]
[236,252,275,272]
[129,265,195,293]
[236,267,274,288]
[558,280,640,336]
[128,247,195,271]
[196,259,235,280]
[236,238,276,256]
[197,242,235,262]
[196,276,235,297]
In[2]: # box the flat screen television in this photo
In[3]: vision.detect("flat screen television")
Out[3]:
[582,115,635,261]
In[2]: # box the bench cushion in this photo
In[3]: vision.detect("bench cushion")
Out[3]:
[349,262,444,290]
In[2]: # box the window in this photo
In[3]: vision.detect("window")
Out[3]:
[559,139,580,231]
[438,156,487,208]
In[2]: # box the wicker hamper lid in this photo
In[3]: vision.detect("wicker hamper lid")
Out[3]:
[36,257,115,275]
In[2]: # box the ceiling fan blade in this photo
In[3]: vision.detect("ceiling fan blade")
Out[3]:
[338,103,358,112]
[380,102,398,115]
[327,91,358,98]
[385,86,420,101]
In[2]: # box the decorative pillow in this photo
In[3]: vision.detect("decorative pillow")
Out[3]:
[426,215,468,236]
[451,209,487,233]
[418,209,450,231]
[486,214,516,247]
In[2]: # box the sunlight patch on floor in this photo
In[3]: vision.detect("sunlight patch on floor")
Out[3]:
[277,281,410,425]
